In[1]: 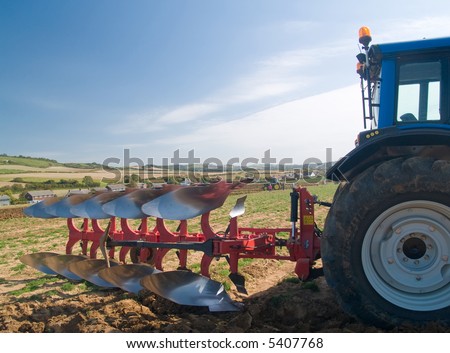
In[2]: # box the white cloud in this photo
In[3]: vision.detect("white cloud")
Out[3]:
[151,85,363,163]
[159,103,220,124]
[110,14,450,142]
[108,112,164,134]
[109,103,222,135]
[109,36,354,136]
[373,16,450,43]
[220,44,351,105]
[258,48,318,69]
[223,80,302,104]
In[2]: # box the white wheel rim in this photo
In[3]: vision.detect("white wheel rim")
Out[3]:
[362,200,450,311]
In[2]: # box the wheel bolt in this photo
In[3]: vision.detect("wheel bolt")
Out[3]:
[427,244,433,250]
[395,228,402,234]
[414,260,420,265]
[416,275,422,281]
[387,258,394,264]
[424,255,430,261]
[442,255,449,262]
[403,257,408,262]
[397,248,402,253]
[429,226,435,232]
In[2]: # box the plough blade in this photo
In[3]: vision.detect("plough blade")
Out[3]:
[68,259,120,288]
[229,196,247,218]
[23,198,60,218]
[41,254,88,281]
[229,272,248,295]
[102,186,179,219]
[98,264,161,294]
[70,191,126,219]
[140,271,241,312]
[46,195,92,218]
[141,181,238,220]
[19,252,59,275]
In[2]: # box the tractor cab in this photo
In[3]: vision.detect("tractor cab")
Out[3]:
[328,27,450,181]
[359,28,450,130]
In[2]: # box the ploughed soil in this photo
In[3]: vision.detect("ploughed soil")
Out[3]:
[0,207,449,333]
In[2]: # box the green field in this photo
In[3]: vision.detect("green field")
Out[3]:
[0,154,102,170]
[0,155,61,168]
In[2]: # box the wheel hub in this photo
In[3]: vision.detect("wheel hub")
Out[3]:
[395,231,437,271]
[402,235,427,260]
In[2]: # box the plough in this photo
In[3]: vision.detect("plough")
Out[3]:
[20,180,321,311]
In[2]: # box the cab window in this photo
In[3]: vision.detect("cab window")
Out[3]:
[396,60,441,123]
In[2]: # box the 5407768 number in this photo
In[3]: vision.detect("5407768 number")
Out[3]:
[267,337,323,349]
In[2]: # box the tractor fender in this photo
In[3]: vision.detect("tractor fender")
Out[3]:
[327,126,450,182]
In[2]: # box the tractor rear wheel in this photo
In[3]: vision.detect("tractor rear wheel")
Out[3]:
[322,157,450,327]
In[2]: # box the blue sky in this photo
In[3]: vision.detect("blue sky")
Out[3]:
[2,0,450,165]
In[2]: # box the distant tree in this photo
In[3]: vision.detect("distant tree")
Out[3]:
[11,184,24,193]
[165,177,177,184]
[58,179,79,187]
[126,174,139,188]
[82,176,95,187]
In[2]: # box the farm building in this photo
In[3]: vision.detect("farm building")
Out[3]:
[24,190,57,203]
[66,189,90,196]
[0,195,11,206]
[106,184,126,192]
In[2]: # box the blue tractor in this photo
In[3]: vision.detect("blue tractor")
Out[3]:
[322,28,450,327]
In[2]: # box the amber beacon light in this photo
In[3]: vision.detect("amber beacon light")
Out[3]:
[358,26,372,48]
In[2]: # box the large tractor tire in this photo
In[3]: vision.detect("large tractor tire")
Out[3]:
[322,157,450,327]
